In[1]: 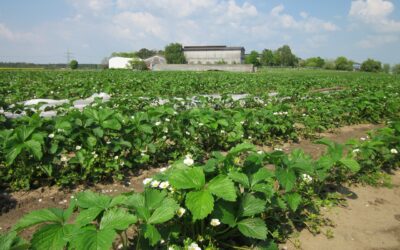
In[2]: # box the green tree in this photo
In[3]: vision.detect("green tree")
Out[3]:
[111,52,137,58]
[245,51,260,66]
[69,60,78,70]
[164,43,186,64]
[383,63,390,73]
[335,56,353,71]
[136,48,157,59]
[360,58,382,72]
[393,64,400,74]
[129,58,148,71]
[304,57,325,68]
[260,49,274,66]
[279,45,297,66]
[323,60,336,70]
[272,50,281,66]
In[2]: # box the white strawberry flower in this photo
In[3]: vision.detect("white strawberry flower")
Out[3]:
[352,148,361,153]
[155,121,161,126]
[391,148,398,154]
[48,133,55,138]
[302,174,313,183]
[60,155,68,162]
[183,155,194,166]
[165,118,170,122]
[159,181,170,189]
[210,218,221,227]
[188,242,201,250]
[75,145,82,150]
[177,207,186,217]
[257,151,263,155]
[151,180,160,188]
[143,178,152,185]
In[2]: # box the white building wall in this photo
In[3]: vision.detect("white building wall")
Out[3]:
[184,50,243,64]
[108,57,133,69]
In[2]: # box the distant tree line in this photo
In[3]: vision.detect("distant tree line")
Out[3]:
[111,48,164,59]
[245,45,400,74]
[3,43,400,73]
[0,61,101,70]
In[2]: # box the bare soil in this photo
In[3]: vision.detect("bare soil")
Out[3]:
[1,123,399,250]
[284,170,400,250]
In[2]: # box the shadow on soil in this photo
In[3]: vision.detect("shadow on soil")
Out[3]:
[0,191,17,216]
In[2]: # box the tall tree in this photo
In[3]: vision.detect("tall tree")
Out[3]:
[361,59,382,72]
[69,60,78,70]
[164,43,186,64]
[245,51,260,66]
[136,48,157,59]
[111,52,137,58]
[277,45,297,66]
[260,49,274,66]
[304,57,325,68]
[335,56,353,71]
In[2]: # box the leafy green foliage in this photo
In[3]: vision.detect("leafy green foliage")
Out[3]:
[186,190,214,221]
[164,43,186,64]
[4,122,400,249]
[1,69,400,249]
[237,218,267,240]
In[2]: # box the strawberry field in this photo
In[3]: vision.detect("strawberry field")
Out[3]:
[0,69,399,249]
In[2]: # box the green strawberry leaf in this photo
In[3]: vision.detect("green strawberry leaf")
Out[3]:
[185,190,214,221]
[237,218,267,240]
[207,175,237,201]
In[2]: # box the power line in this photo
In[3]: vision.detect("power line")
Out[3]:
[65,49,74,65]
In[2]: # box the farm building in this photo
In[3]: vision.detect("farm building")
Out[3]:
[183,46,245,64]
[108,57,135,69]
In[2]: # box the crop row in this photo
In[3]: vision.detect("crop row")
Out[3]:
[1,70,399,105]
[1,82,399,190]
[1,121,399,249]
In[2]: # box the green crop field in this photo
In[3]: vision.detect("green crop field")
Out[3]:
[0,69,399,249]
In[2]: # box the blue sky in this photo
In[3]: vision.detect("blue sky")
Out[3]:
[1,0,400,64]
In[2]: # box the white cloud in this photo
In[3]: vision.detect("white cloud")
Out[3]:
[349,0,393,21]
[358,35,398,48]
[0,23,15,40]
[68,0,114,13]
[269,5,339,32]
[0,23,39,42]
[112,12,166,40]
[349,0,400,32]
[116,0,218,18]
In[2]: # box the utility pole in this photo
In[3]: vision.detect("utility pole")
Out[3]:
[65,49,73,67]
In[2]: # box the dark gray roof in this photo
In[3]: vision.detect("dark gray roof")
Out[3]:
[183,46,244,52]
